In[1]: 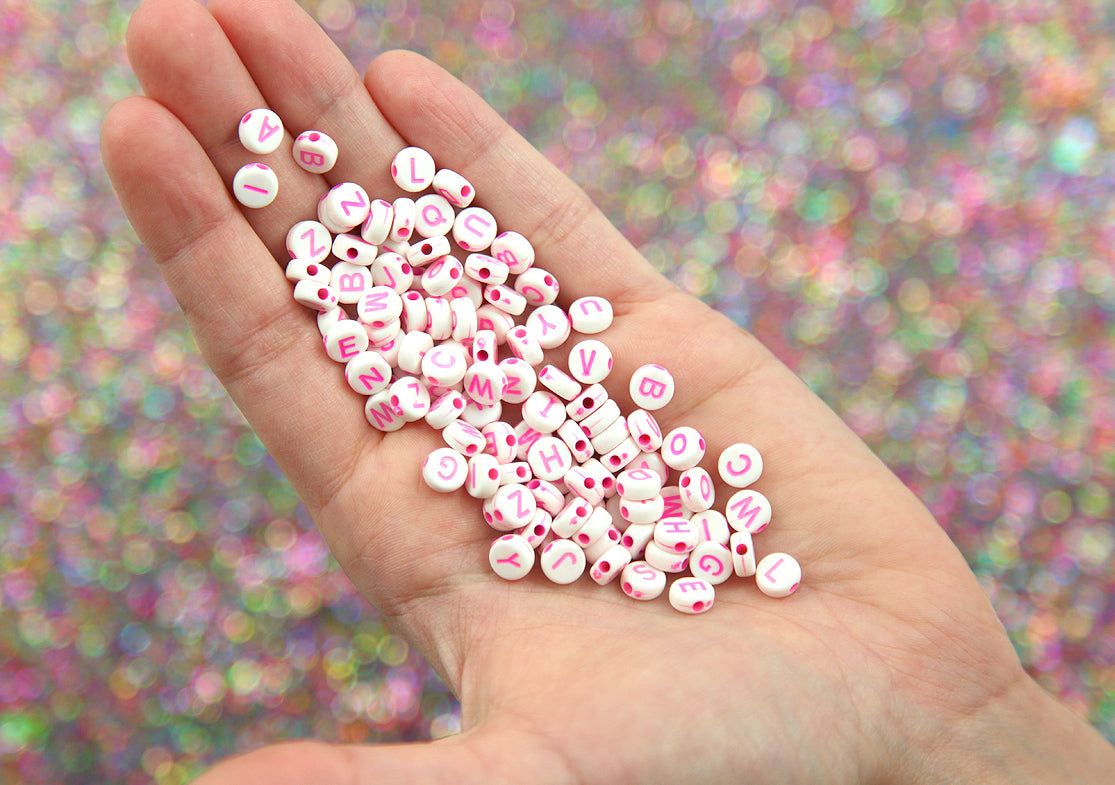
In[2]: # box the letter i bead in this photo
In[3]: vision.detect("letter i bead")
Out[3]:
[232,163,278,208]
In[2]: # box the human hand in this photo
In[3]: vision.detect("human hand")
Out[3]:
[101,0,1115,782]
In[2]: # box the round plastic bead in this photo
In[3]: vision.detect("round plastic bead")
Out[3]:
[432,168,475,208]
[522,391,567,434]
[619,494,665,525]
[661,427,706,471]
[689,541,733,585]
[321,182,370,231]
[620,561,666,601]
[442,419,486,456]
[390,197,416,242]
[616,468,663,501]
[489,534,535,580]
[389,377,430,422]
[391,146,436,192]
[679,467,715,513]
[626,410,663,453]
[514,267,559,307]
[718,442,764,489]
[453,206,497,252]
[421,343,468,388]
[568,339,613,384]
[464,253,509,286]
[463,362,507,406]
[669,577,715,614]
[755,553,801,598]
[292,130,338,173]
[540,539,585,584]
[372,252,413,294]
[568,296,613,334]
[629,364,675,411]
[324,320,369,363]
[232,163,278,208]
[489,230,534,274]
[498,358,536,404]
[286,220,332,263]
[526,305,572,350]
[654,517,701,554]
[238,108,284,154]
[333,233,377,266]
[414,193,455,237]
[481,422,519,464]
[556,420,594,463]
[551,497,593,539]
[422,447,468,492]
[620,523,655,558]
[344,351,392,396]
[526,437,574,482]
[466,453,502,499]
[292,279,339,311]
[729,530,757,577]
[589,544,632,586]
[691,510,731,546]
[425,390,467,430]
[489,483,537,531]
[365,391,406,432]
[724,489,772,534]
[643,540,689,573]
[506,325,544,366]
[361,199,394,245]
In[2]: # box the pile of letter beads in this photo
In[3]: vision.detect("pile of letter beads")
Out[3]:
[235,109,801,613]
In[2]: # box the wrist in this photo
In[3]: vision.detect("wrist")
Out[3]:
[895,671,1115,785]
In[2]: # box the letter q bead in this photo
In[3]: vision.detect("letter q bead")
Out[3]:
[489,534,535,581]
[661,427,706,472]
[669,577,715,614]
[422,447,468,492]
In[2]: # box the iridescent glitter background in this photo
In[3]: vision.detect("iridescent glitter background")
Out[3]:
[2,0,1113,781]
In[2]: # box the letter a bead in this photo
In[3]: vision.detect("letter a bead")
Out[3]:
[629,365,675,411]
[489,534,535,580]
[755,553,801,598]
[422,448,468,492]
[232,163,278,208]
[540,539,586,584]
[238,108,284,154]
[669,577,715,614]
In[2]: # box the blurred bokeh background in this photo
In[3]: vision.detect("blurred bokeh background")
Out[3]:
[2,0,1114,781]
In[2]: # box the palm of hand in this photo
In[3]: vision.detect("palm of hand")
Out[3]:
[102,1,1031,782]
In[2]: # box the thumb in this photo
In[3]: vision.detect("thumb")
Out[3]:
[189,729,569,785]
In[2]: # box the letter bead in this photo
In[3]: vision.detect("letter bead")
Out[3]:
[293,279,339,311]
[540,539,586,584]
[692,510,731,546]
[481,421,519,464]
[345,351,392,396]
[321,182,370,231]
[411,237,454,272]
[566,383,607,421]
[568,339,613,384]
[629,364,675,411]
[232,163,278,208]
[476,304,516,343]
[724,489,772,534]
[526,305,573,350]
[390,197,416,242]
[506,326,544,367]
[599,437,641,473]
[425,390,467,430]
[580,399,622,438]
[556,419,594,463]
[366,319,401,349]
[372,252,414,294]
[462,399,502,429]
[669,577,715,614]
[568,296,613,334]
[627,451,670,484]
[755,553,801,598]
[729,530,757,577]
[526,437,574,482]
[422,447,468,492]
[679,467,715,513]
[551,496,593,538]
[626,409,663,453]
[333,233,377,266]
[660,486,689,520]
[313,297,340,332]
[286,220,332,263]
[644,540,689,573]
[365,390,406,432]
[463,361,507,406]
[498,358,536,404]
[324,320,369,363]
[499,461,532,486]
[661,426,706,472]
[518,509,552,548]
[619,494,665,525]
[489,534,535,580]
[514,267,560,307]
[590,544,632,586]
[583,526,623,564]
[285,258,330,284]
[489,483,537,530]
[589,416,630,455]
[484,284,527,316]
[414,193,455,237]
[527,479,566,516]
[361,199,394,245]
[292,130,338,173]
[689,541,733,585]
[522,391,568,434]
[442,419,486,456]
[616,468,663,501]
[654,517,701,554]
[453,206,498,252]
[572,506,613,549]
[464,253,510,286]
[238,108,284,154]
[620,561,666,600]
[564,466,605,506]
[421,344,468,388]
[466,453,502,499]
[620,523,655,557]
[391,146,436,192]
[432,168,476,208]
[489,230,535,274]
[389,377,430,421]
[718,442,764,488]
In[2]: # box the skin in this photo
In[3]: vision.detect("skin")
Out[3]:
[100,0,1115,782]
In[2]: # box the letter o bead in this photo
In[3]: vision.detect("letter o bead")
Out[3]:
[661,426,706,472]
[540,539,586,585]
[669,577,715,614]
[755,553,801,598]
[422,448,468,492]
[620,561,666,601]
[489,534,535,581]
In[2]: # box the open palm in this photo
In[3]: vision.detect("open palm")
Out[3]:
[101,0,1113,782]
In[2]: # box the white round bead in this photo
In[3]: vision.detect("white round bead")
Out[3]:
[729,530,757,577]
[410,236,454,272]
[689,541,733,585]
[344,351,392,396]
[537,364,582,401]
[450,297,477,342]
[324,320,369,363]
[615,468,663,501]
[361,199,394,245]
[644,540,689,573]
[481,422,519,464]
[620,523,655,558]
[489,483,537,530]
[238,108,284,154]
[356,286,403,328]
[568,339,613,384]
[566,383,607,421]
[563,466,604,507]
[453,206,497,252]
[388,377,430,422]
[522,391,568,434]
[422,447,468,492]
[556,419,594,463]
[517,509,552,548]
[286,220,332,263]
[432,168,476,207]
[568,296,613,334]
[691,510,731,546]
[620,561,666,600]
[718,442,764,488]
[390,197,416,242]
[476,304,516,344]
[498,358,536,404]
[526,305,572,350]
[391,146,436,192]
[232,162,278,208]
[526,436,574,482]
[514,267,559,307]
[755,553,801,598]
[506,325,544,367]
[571,507,613,549]
[442,419,486,457]
[669,577,715,614]
[661,426,706,471]
[654,517,701,555]
[580,399,622,438]
[599,436,640,473]
[321,182,370,230]
[527,479,565,515]
[590,417,630,455]
[329,261,370,304]
[489,534,535,580]
[292,279,339,311]
[333,233,377,266]
[589,544,632,586]
[629,364,675,411]
[464,253,509,286]
[396,331,433,375]
[484,284,527,316]
[463,362,507,406]
[679,467,715,513]
[285,258,330,284]
[618,494,665,525]
[626,410,663,453]
[421,344,468,388]
[724,488,772,534]
[372,252,413,294]
[464,454,501,500]
[584,526,622,564]
[489,230,535,274]
[414,193,455,237]
[540,539,585,584]
[551,496,593,539]
[292,129,338,173]
[626,451,669,484]
[425,390,467,430]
